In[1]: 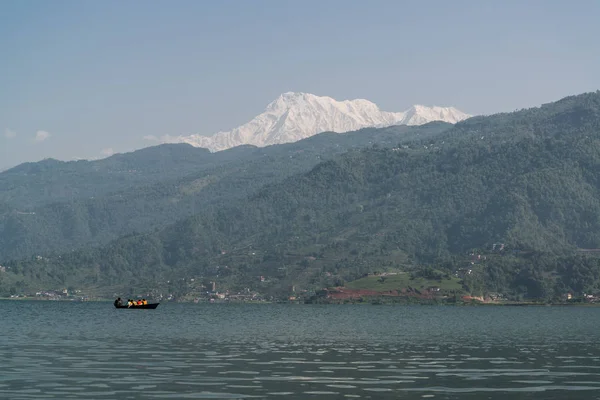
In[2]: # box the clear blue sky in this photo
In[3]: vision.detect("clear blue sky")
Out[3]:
[1,0,599,170]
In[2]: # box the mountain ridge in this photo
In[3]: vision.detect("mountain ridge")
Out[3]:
[3,91,600,300]
[4,91,600,300]
[161,92,471,151]
[0,123,453,261]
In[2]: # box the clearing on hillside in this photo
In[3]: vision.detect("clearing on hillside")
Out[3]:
[345,272,463,292]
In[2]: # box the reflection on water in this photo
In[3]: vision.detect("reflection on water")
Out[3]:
[1,302,600,399]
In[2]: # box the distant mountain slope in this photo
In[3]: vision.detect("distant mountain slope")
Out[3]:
[0,123,452,261]
[165,92,471,151]
[0,144,220,209]
[4,91,600,300]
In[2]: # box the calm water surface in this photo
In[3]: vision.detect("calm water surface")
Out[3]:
[1,301,600,399]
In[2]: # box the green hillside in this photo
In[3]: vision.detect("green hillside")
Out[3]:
[345,272,463,292]
[3,91,600,301]
[0,123,450,261]
[0,144,217,208]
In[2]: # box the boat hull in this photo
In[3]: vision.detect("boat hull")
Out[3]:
[115,303,159,309]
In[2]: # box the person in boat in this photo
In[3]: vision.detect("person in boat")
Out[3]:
[127,299,134,307]
[114,297,123,307]
[142,299,148,305]
[137,299,143,306]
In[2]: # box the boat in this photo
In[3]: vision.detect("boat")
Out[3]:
[114,303,160,309]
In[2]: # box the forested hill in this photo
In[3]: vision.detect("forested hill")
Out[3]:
[0,123,451,261]
[0,123,452,209]
[443,90,600,146]
[0,144,241,208]
[3,91,600,299]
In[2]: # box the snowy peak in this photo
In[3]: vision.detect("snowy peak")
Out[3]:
[162,93,472,151]
[264,92,394,127]
[400,105,470,125]
[265,91,318,112]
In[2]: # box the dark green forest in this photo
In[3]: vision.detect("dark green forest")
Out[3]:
[2,91,600,301]
[0,123,450,261]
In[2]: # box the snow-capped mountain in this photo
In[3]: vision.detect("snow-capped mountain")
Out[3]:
[162,92,471,151]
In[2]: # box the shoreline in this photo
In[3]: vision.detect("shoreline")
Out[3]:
[1,297,598,307]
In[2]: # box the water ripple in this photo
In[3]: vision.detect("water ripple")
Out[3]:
[2,301,600,399]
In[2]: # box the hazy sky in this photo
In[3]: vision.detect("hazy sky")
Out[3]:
[1,0,600,170]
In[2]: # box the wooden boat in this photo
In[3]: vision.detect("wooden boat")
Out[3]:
[114,303,160,309]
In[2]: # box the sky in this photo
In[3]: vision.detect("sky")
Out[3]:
[1,0,600,170]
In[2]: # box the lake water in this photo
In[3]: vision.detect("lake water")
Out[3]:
[1,301,600,399]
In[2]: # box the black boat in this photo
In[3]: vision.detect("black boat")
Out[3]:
[114,303,160,309]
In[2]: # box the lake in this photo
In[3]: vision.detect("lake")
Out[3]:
[1,301,600,399]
